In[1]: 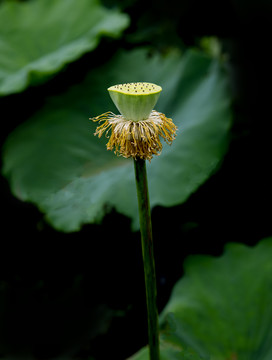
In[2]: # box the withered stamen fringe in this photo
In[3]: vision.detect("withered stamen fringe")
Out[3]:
[90,110,177,161]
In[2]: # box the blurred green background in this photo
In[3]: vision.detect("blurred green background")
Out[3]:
[0,0,271,359]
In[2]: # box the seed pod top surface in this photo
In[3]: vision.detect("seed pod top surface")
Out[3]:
[108,82,162,95]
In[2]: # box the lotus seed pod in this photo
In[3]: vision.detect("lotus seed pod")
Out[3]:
[90,82,177,160]
[108,82,162,121]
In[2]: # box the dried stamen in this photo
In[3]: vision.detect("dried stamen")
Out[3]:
[91,110,177,161]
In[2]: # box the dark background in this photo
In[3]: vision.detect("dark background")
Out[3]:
[0,0,271,358]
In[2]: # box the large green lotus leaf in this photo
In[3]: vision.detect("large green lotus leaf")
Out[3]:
[128,331,205,360]
[0,0,129,96]
[131,238,272,360]
[2,48,232,231]
[162,238,272,360]
[128,345,203,360]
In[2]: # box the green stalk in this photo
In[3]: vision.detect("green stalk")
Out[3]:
[134,158,160,360]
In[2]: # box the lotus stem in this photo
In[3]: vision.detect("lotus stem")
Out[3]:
[134,158,160,360]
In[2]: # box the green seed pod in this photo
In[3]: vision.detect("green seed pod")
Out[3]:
[108,82,162,121]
